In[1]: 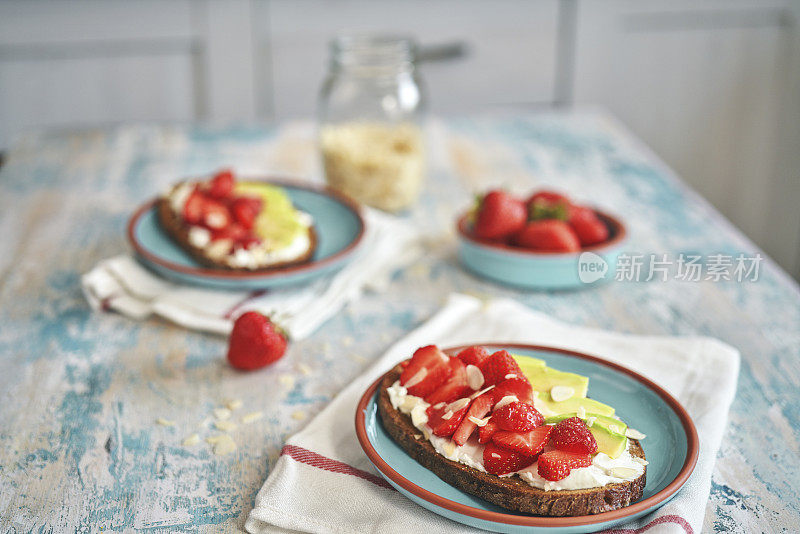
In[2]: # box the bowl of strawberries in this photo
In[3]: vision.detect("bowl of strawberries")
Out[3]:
[456,189,626,289]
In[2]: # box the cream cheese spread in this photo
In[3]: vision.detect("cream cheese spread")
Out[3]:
[387,380,646,491]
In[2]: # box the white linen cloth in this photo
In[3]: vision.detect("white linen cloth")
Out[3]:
[81,209,421,340]
[245,293,739,534]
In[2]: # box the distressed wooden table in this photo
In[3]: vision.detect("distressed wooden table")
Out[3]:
[0,111,797,533]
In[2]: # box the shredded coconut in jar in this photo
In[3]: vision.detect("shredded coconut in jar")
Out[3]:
[320,121,425,212]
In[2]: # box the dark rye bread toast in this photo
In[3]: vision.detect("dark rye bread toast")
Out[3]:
[156,188,317,272]
[378,366,646,516]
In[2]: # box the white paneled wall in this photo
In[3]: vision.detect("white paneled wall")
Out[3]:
[0,0,797,277]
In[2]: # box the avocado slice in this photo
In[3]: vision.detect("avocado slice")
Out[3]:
[234,182,307,250]
[512,355,589,398]
[534,391,615,418]
[546,412,628,458]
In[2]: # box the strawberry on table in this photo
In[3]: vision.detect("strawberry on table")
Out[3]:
[456,345,490,367]
[527,190,572,221]
[227,311,287,370]
[493,377,534,405]
[549,416,598,454]
[491,425,552,457]
[483,442,536,475]
[479,350,527,387]
[568,206,609,247]
[451,391,495,446]
[424,357,470,405]
[515,220,580,252]
[208,169,235,198]
[491,401,545,432]
[473,190,527,240]
[537,450,592,481]
[426,398,471,438]
[400,345,451,398]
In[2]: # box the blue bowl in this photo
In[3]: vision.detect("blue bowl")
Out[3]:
[356,344,699,533]
[456,211,627,290]
[127,179,365,290]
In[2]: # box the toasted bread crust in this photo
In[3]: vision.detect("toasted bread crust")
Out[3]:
[378,367,646,516]
[156,186,317,272]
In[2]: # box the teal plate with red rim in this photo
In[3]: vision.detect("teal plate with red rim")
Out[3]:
[355,344,698,533]
[127,180,364,290]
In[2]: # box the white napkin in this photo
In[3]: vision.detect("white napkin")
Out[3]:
[81,209,421,340]
[245,293,739,534]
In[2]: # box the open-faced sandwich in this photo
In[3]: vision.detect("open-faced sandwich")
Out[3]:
[157,170,316,271]
[378,345,648,516]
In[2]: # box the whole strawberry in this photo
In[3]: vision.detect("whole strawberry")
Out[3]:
[227,311,287,370]
[568,206,609,247]
[515,220,580,252]
[473,190,526,240]
[549,416,598,454]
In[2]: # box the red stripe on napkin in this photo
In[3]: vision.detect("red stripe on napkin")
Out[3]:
[281,444,395,490]
[603,514,693,534]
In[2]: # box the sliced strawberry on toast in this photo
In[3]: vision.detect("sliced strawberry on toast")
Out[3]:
[479,350,528,387]
[451,391,495,446]
[426,397,471,438]
[491,426,552,457]
[483,441,536,476]
[424,357,471,405]
[400,345,451,398]
[478,418,499,444]
[491,401,544,432]
[537,450,592,481]
[549,416,598,455]
[493,377,534,405]
[456,345,490,367]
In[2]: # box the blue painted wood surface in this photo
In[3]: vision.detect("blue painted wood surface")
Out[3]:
[0,112,797,532]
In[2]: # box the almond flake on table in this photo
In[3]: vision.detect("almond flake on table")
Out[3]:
[225,399,243,411]
[291,410,306,421]
[212,435,237,455]
[297,363,312,375]
[279,374,295,389]
[213,408,232,420]
[156,418,175,427]
[242,411,264,424]
[182,434,200,446]
[215,420,237,432]
[342,336,354,347]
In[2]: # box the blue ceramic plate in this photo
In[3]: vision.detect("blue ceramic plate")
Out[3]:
[355,344,698,533]
[127,180,365,290]
[456,211,627,290]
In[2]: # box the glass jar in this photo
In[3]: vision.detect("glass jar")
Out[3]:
[318,34,426,212]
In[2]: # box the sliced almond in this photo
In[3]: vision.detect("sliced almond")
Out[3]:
[297,363,312,376]
[447,397,471,413]
[468,416,489,427]
[504,373,517,380]
[441,411,454,420]
[156,418,175,427]
[181,433,200,446]
[213,408,232,421]
[491,452,501,459]
[494,395,519,410]
[224,399,243,411]
[609,424,623,435]
[626,428,647,440]
[585,416,597,427]
[400,396,419,412]
[215,420,237,432]
[577,406,587,419]
[241,411,264,424]
[291,410,307,421]
[403,368,427,388]
[609,467,639,479]
[470,385,495,399]
[433,402,446,409]
[466,365,485,390]
[212,435,237,455]
[550,385,575,403]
